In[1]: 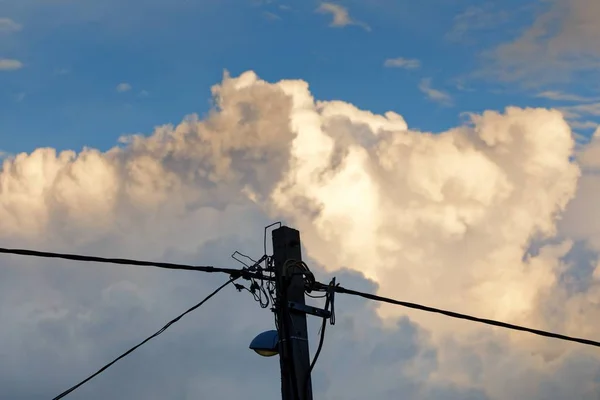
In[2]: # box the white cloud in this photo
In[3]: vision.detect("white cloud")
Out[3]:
[116,82,132,92]
[0,17,21,33]
[316,2,370,31]
[1,70,600,399]
[418,78,453,106]
[0,59,23,71]
[384,57,421,69]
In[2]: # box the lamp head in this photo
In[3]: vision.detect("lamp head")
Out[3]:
[249,330,279,357]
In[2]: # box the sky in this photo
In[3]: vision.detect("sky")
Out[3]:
[2,0,600,399]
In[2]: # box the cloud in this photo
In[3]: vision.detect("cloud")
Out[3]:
[384,57,421,69]
[536,91,597,102]
[446,5,509,43]
[263,11,281,21]
[558,103,600,131]
[1,70,599,399]
[560,103,600,118]
[418,78,453,106]
[316,2,370,31]
[0,17,21,33]
[483,0,600,84]
[0,58,23,71]
[54,68,71,75]
[116,82,132,93]
[535,92,600,129]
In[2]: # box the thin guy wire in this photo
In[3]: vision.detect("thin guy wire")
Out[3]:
[52,277,239,399]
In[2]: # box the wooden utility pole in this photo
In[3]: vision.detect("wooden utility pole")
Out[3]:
[272,226,313,400]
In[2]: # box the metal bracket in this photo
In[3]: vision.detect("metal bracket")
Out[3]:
[288,301,332,319]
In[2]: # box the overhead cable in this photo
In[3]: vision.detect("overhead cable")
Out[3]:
[0,247,271,281]
[333,285,600,348]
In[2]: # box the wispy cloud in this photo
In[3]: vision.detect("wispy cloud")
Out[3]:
[116,82,132,93]
[419,78,453,106]
[558,102,600,131]
[0,59,23,71]
[0,18,22,34]
[316,3,370,31]
[54,68,71,75]
[384,57,421,69]
[569,120,599,130]
[446,6,508,43]
[263,11,281,21]
[535,91,598,102]
[482,0,600,84]
[560,103,600,118]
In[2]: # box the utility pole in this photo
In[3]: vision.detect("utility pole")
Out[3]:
[272,226,313,400]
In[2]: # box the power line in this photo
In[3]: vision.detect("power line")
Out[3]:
[332,285,600,348]
[304,278,336,400]
[52,277,239,400]
[0,247,271,281]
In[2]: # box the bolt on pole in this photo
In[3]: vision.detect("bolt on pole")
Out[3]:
[272,226,313,400]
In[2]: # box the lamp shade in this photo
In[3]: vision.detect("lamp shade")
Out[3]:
[249,330,279,357]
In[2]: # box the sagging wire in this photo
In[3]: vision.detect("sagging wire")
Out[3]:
[231,251,272,308]
[230,223,282,311]
[304,277,337,399]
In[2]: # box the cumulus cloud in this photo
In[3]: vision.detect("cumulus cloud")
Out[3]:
[1,70,599,399]
[316,2,370,31]
[0,58,23,71]
[116,82,132,92]
[419,78,453,106]
[384,57,421,69]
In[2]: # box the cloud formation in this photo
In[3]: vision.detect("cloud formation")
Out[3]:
[536,91,597,102]
[1,71,599,399]
[116,82,132,92]
[316,3,370,31]
[484,0,600,83]
[0,17,21,33]
[446,5,509,43]
[0,58,23,71]
[419,78,453,106]
[384,57,421,69]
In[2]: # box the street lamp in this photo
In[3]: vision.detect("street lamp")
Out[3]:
[249,330,279,357]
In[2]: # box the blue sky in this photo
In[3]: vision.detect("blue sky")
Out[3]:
[3,0,599,155]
